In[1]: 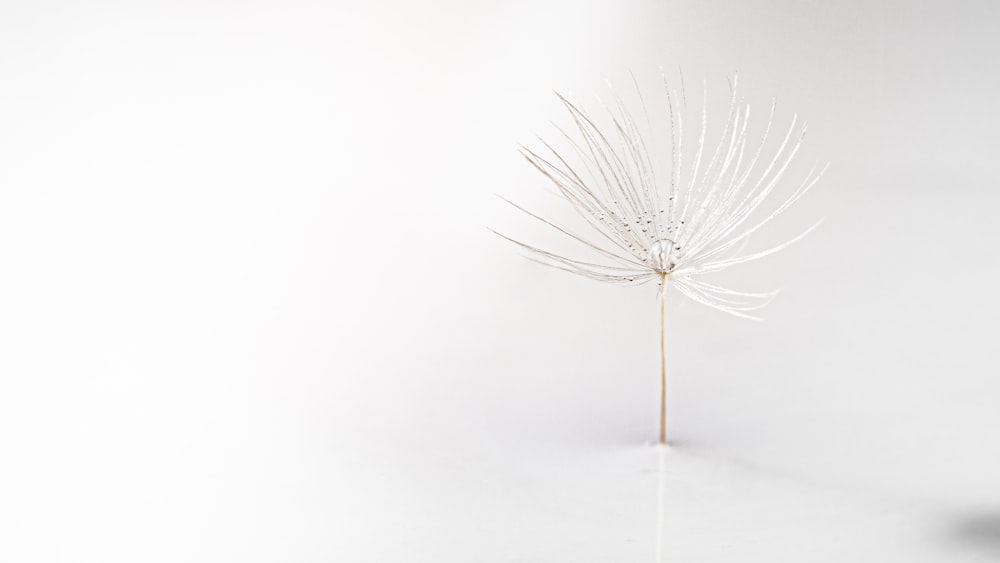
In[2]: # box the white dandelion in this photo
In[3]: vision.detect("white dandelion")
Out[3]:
[495,72,827,445]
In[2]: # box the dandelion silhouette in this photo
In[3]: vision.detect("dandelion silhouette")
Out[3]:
[495,72,826,445]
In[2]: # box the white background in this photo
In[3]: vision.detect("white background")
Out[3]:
[1,1,999,561]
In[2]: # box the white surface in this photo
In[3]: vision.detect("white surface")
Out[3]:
[1,1,999,561]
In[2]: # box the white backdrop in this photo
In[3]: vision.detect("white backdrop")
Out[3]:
[1,1,999,561]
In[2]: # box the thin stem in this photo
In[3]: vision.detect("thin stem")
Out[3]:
[658,273,667,445]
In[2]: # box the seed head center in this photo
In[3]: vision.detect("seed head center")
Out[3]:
[648,239,680,273]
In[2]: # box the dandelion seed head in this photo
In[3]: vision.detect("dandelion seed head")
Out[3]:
[496,72,827,318]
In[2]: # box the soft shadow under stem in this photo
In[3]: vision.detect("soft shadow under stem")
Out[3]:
[658,273,667,445]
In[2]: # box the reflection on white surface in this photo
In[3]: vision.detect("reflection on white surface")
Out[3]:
[655,446,666,563]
